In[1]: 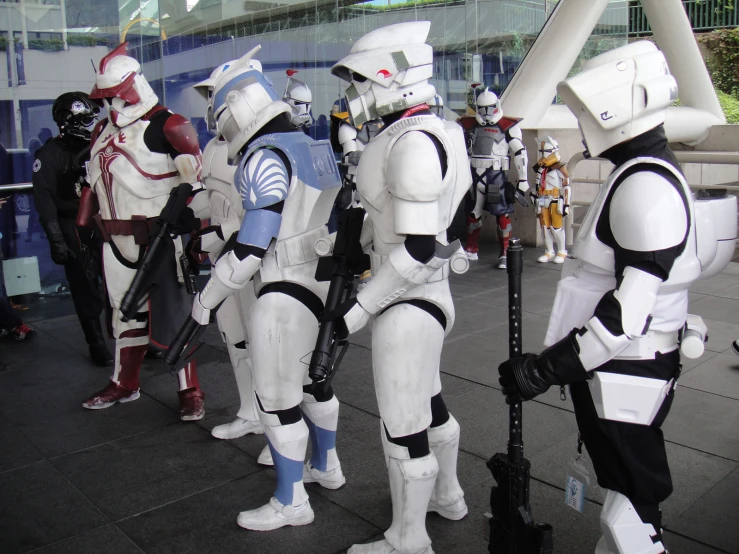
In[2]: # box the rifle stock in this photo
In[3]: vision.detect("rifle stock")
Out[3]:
[120,183,193,321]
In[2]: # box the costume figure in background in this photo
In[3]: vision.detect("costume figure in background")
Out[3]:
[32,92,112,366]
[531,136,570,264]
[174,45,346,530]
[498,42,729,554]
[191,62,273,465]
[79,44,206,420]
[459,86,529,269]
[430,94,445,119]
[332,21,471,554]
[283,70,312,130]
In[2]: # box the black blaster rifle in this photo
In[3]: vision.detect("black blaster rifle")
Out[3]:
[120,182,194,322]
[487,238,553,553]
[308,207,370,392]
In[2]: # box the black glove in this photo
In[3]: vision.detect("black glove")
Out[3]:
[498,331,589,401]
[171,207,201,235]
[45,220,75,265]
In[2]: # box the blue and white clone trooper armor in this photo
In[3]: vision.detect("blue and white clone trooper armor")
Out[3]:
[175,46,347,530]
[498,41,736,554]
[191,60,272,461]
[331,21,472,554]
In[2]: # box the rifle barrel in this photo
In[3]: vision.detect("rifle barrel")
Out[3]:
[506,238,524,465]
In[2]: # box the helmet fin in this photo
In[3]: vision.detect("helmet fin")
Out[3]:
[99,42,129,73]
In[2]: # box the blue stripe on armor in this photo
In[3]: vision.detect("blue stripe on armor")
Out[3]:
[303,413,336,472]
[266,437,304,506]
[236,209,281,249]
[237,148,290,210]
[212,70,279,119]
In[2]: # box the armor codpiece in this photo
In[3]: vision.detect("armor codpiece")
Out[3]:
[460,113,529,267]
[331,21,471,553]
[532,137,570,264]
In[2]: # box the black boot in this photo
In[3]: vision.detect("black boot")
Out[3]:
[80,318,114,367]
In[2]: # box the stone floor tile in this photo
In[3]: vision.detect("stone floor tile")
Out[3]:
[0,462,108,554]
[116,470,380,554]
[680,351,739,400]
[699,319,739,355]
[689,295,739,326]
[30,524,143,554]
[0,419,44,474]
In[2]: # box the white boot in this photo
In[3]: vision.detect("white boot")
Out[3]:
[349,431,438,554]
[427,415,467,520]
[595,490,665,554]
[237,411,312,531]
[302,393,346,490]
[538,227,556,263]
[213,343,263,440]
[552,227,567,264]
[257,444,273,466]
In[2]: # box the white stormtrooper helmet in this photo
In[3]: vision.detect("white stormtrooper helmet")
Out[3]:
[283,70,312,128]
[475,86,503,126]
[90,43,159,128]
[430,94,444,118]
[193,61,236,133]
[211,45,291,162]
[537,136,561,166]
[331,21,437,127]
[557,41,678,158]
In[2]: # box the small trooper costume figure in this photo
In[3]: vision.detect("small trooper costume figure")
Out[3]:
[459,86,529,269]
[191,62,271,460]
[531,137,570,264]
[175,45,347,530]
[498,42,734,554]
[79,43,206,420]
[282,70,312,129]
[429,94,445,119]
[332,21,471,554]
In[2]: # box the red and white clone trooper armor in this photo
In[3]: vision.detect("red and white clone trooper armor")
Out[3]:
[78,43,207,420]
[459,87,529,269]
[332,21,472,554]
[498,42,737,554]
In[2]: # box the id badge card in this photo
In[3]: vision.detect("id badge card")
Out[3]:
[565,457,591,514]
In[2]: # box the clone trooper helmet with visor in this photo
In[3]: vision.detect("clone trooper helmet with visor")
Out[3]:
[331,21,437,127]
[211,45,291,162]
[193,60,240,133]
[556,41,678,158]
[475,86,503,126]
[537,136,561,167]
[283,70,312,128]
[89,43,159,128]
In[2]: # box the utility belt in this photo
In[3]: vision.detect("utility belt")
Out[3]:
[369,249,449,283]
[93,214,155,245]
[470,156,509,171]
[614,330,679,360]
[538,188,560,198]
[275,226,329,269]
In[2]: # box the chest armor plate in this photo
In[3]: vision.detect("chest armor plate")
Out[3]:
[240,132,341,241]
[539,168,563,192]
[471,125,508,159]
[572,157,700,292]
[89,120,180,220]
[355,115,471,252]
[203,138,241,226]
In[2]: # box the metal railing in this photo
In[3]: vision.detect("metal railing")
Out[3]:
[0,183,32,192]
[630,0,739,36]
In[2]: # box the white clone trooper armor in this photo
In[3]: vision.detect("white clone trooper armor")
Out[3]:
[80,43,206,420]
[332,21,472,554]
[181,46,347,531]
[461,87,529,267]
[532,137,570,263]
[544,42,736,554]
[192,62,271,460]
[283,70,312,128]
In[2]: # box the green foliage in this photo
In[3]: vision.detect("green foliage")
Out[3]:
[717,90,739,123]
[698,28,739,98]
[0,36,6,52]
[67,34,110,47]
[28,39,64,52]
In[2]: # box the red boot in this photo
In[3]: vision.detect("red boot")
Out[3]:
[178,361,205,421]
[11,323,34,341]
[82,381,140,409]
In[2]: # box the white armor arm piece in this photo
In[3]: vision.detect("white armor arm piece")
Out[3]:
[506,125,529,192]
[572,172,688,371]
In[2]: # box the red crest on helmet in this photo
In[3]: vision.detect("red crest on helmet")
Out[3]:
[99,42,130,74]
